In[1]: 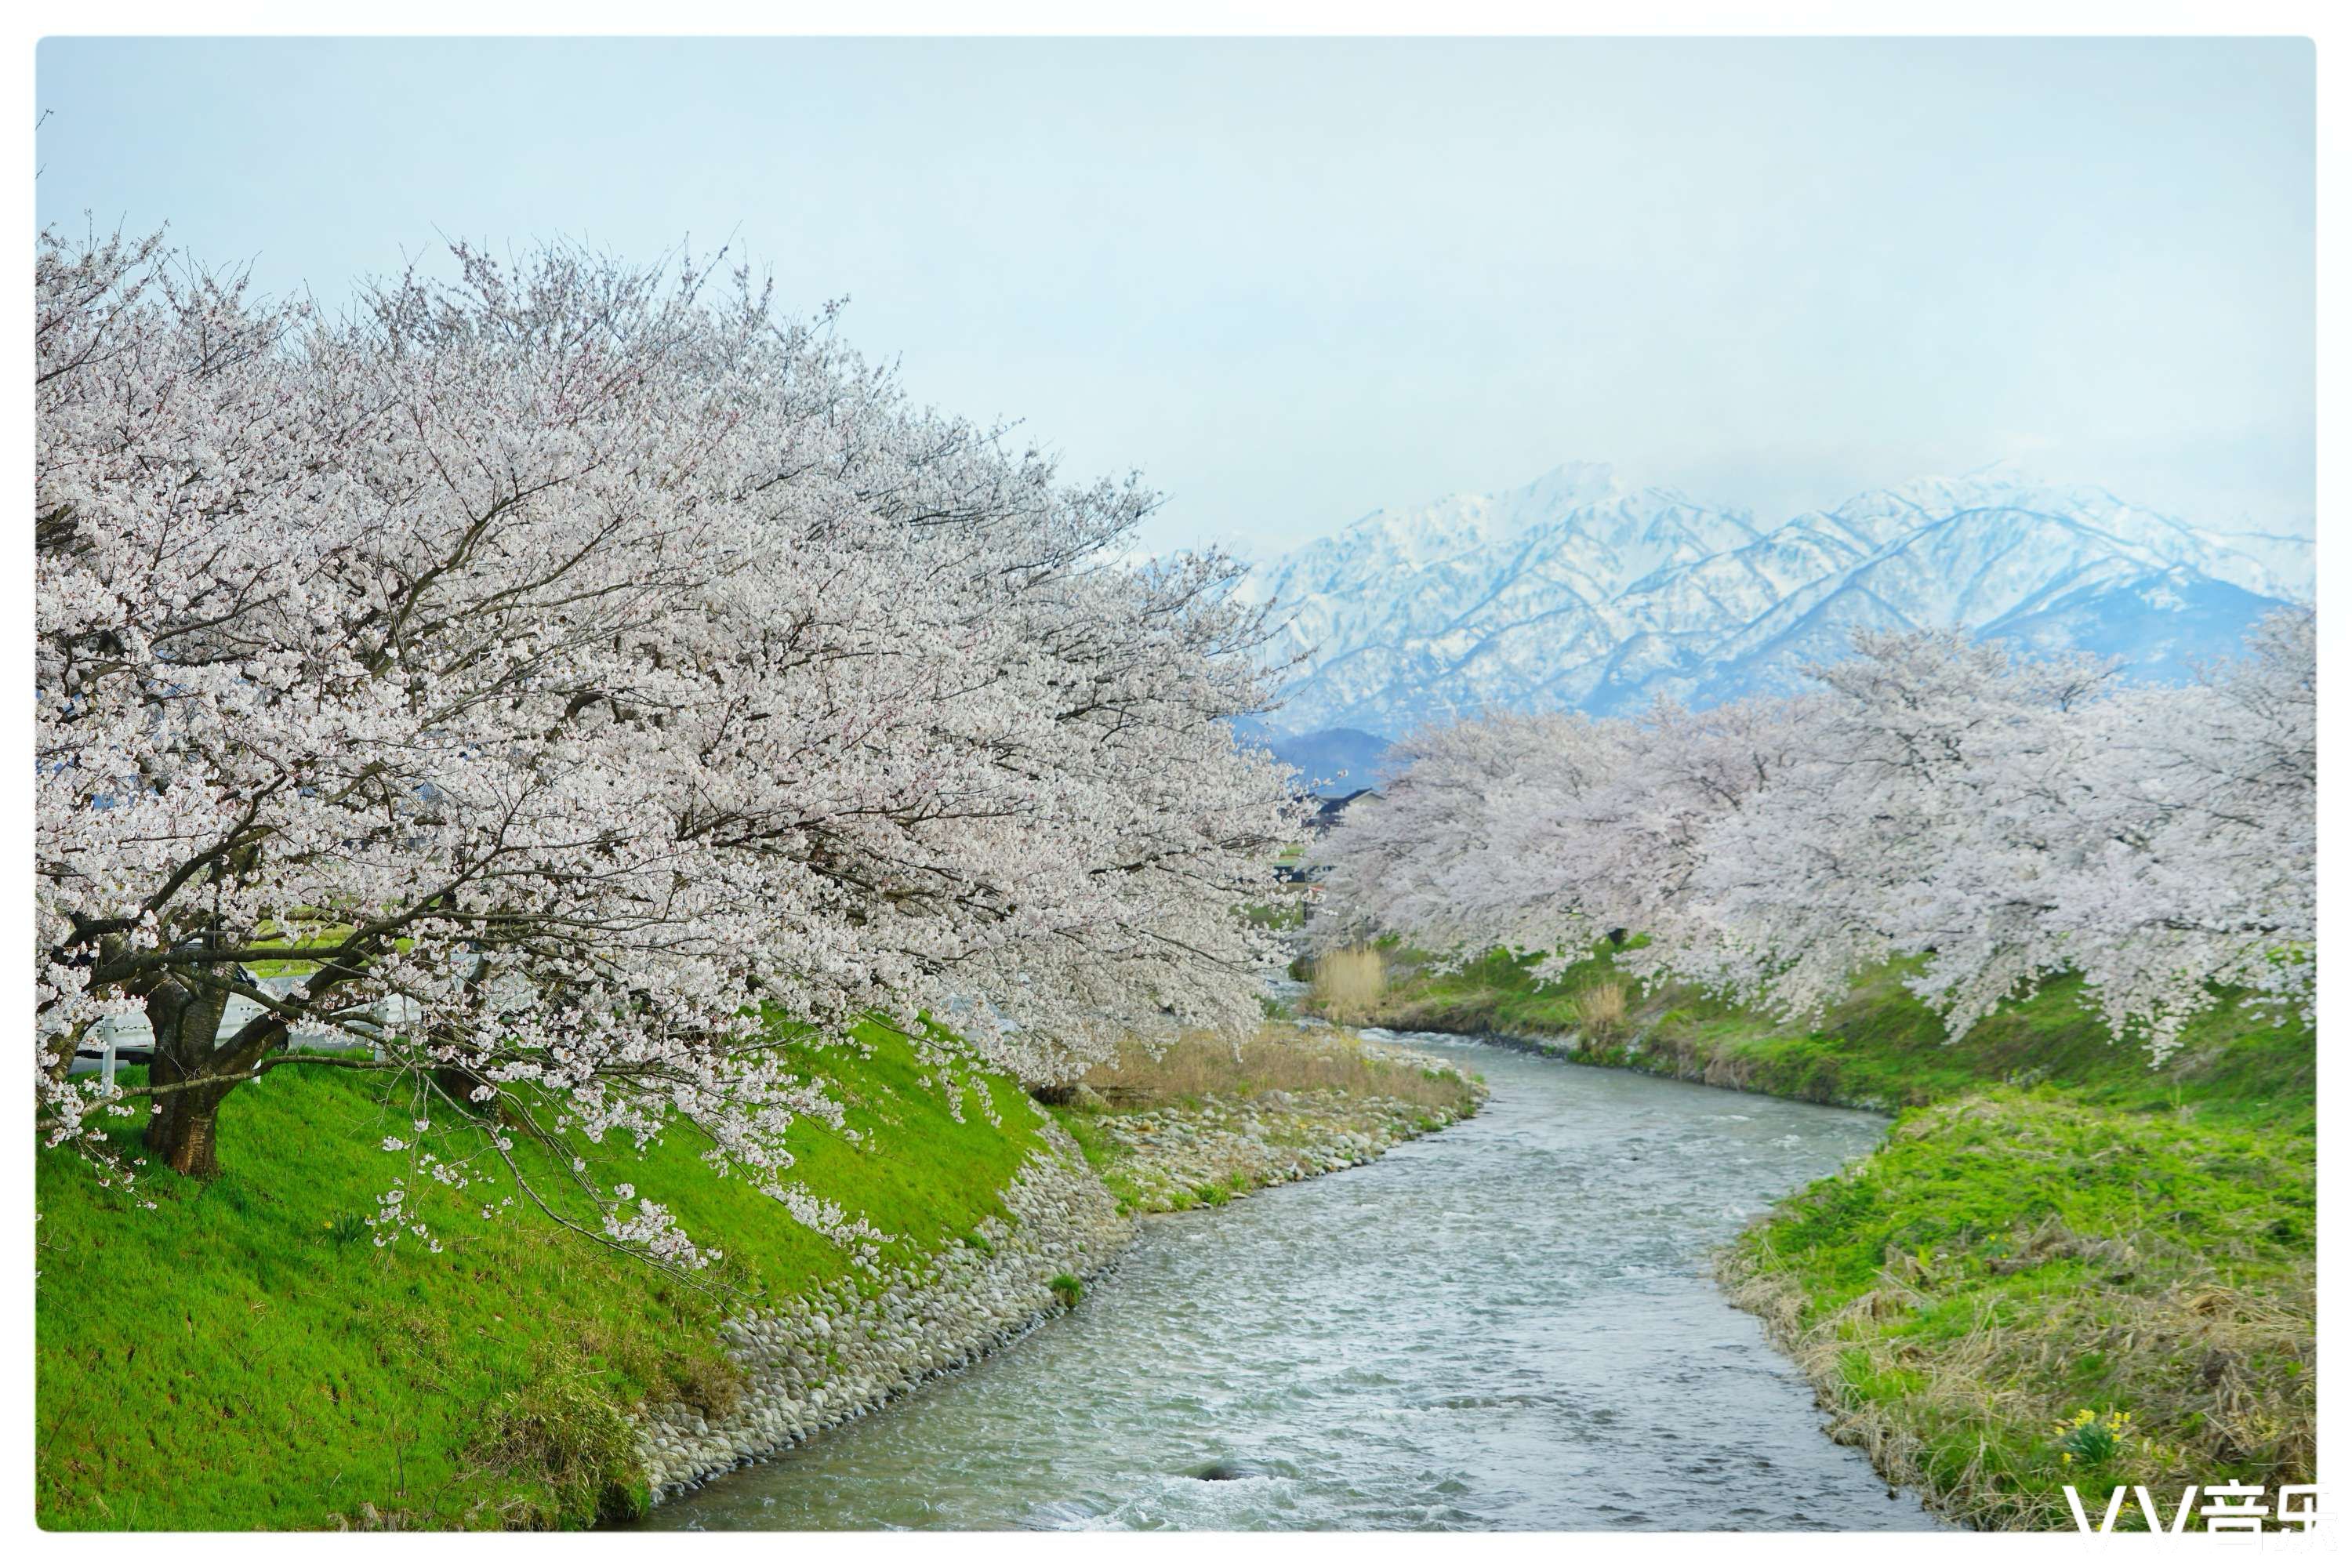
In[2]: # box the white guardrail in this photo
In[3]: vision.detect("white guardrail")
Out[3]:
[71,974,423,1087]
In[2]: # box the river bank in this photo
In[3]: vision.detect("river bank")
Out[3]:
[640,1029,1484,1504]
[34,1020,1478,1530]
[1312,943,2318,1530]
[38,938,2310,1533]
[641,1038,1929,1532]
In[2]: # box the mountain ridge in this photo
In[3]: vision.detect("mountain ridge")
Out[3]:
[1240,464,2312,738]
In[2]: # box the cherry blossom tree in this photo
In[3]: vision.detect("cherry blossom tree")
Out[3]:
[1317,696,1813,977]
[1312,619,2314,1063]
[1989,613,2315,1055]
[1663,633,2118,1020]
[1314,709,1634,964]
[36,227,1298,1253]
[1678,623,2314,1056]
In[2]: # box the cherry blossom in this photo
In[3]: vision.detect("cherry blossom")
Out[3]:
[35,228,1301,1254]
[1316,618,2314,1062]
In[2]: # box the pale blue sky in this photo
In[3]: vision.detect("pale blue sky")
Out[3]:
[35,36,2315,556]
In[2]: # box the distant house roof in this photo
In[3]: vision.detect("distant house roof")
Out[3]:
[1273,788,1382,884]
[1312,787,1379,828]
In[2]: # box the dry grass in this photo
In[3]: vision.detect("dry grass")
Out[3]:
[1570,978,1628,1042]
[1083,1024,1471,1112]
[1725,1247,2317,1530]
[1719,1093,2317,1530]
[1306,946,1387,1022]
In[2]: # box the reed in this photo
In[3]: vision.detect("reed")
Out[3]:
[1306,946,1386,1022]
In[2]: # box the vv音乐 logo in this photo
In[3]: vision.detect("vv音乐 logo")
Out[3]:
[2065,1483,2329,1542]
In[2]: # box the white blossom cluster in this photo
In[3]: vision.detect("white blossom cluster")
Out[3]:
[35,227,1303,1240]
[1315,618,2314,1062]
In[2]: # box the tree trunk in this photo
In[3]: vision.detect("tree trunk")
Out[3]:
[143,1080,234,1179]
[142,976,235,1179]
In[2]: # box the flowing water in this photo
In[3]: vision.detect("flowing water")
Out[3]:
[641,1034,1939,1531]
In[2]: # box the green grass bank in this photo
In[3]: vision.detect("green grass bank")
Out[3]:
[35,1022,1045,1530]
[1312,942,2318,1530]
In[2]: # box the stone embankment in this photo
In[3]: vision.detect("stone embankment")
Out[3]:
[637,1038,1481,1501]
[637,1120,1127,1495]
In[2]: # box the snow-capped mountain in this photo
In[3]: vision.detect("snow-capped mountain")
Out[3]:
[1240,464,2313,739]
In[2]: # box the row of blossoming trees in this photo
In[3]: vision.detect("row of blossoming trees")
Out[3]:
[35,229,1298,1259]
[1313,617,2314,1063]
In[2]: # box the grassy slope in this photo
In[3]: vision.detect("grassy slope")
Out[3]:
[1727,1091,2313,1530]
[1352,944,2313,1122]
[35,1021,1042,1531]
[1342,945,2317,1530]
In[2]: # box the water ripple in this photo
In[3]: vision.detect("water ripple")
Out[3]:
[641,1039,1942,1532]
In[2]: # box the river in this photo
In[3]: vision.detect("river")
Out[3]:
[640,1033,1939,1531]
